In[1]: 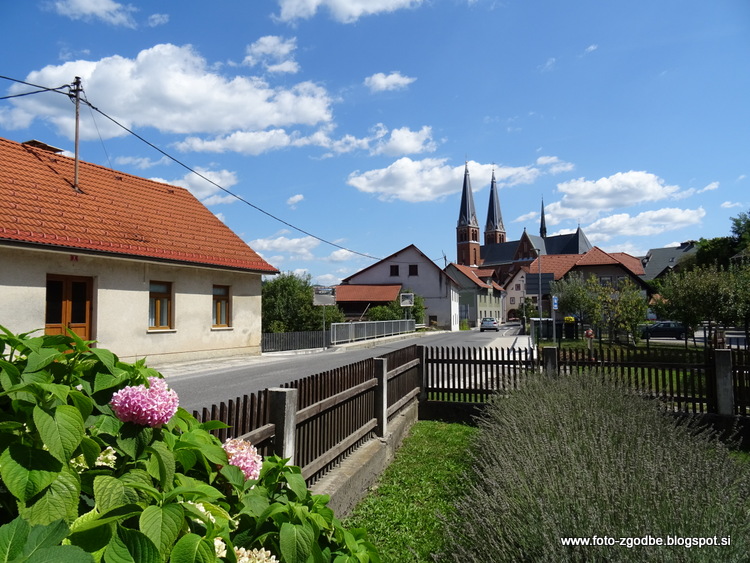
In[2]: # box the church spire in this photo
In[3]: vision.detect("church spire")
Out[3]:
[540,197,547,238]
[485,169,506,245]
[456,162,480,266]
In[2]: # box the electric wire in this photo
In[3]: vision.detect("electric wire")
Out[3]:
[0,74,382,262]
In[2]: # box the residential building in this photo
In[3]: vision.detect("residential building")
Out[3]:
[338,245,460,330]
[640,241,697,282]
[0,136,278,364]
[444,263,504,326]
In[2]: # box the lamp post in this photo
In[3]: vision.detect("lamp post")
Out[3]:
[533,248,542,341]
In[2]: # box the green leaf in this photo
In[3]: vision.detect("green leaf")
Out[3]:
[33,405,84,462]
[68,390,94,421]
[219,464,246,490]
[280,522,315,563]
[69,504,143,535]
[169,534,215,563]
[93,476,139,513]
[138,504,183,559]
[23,348,62,374]
[0,359,21,389]
[93,372,120,394]
[0,517,30,562]
[113,527,160,563]
[21,519,70,557]
[77,436,101,468]
[23,545,94,563]
[0,444,62,502]
[90,348,117,373]
[18,468,80,526]
[285,471,309,501]
[146,441,175,491]
[116,423,153,460]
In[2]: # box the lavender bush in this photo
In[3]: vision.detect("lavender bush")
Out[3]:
[440,372,750,562]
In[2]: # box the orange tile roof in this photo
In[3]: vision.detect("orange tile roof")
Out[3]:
[527,247,645,280]
[450,263,503,290]
[335,284,402,302]
[0,137,277,273]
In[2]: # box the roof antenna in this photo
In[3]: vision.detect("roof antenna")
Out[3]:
[70,76,83,192]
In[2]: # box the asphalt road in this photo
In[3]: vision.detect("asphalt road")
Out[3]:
[160,325,525,414]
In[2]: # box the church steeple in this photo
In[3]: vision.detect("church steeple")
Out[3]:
[540,197,547,238]
[485,169,506,245]
[456,163,480,266]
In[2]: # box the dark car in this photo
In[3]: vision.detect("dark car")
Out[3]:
[480,317,500,332]
[641,321,686,340]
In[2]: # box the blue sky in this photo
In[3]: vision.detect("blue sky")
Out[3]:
[1,0,748,285]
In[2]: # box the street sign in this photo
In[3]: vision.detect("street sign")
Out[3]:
[553,296,559,310]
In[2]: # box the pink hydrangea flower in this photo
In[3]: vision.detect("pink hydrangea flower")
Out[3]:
[223,438,262,480]
[110,377,179,427]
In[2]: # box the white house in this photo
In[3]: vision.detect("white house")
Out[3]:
[0,137,278,365]
[338,245,460,331]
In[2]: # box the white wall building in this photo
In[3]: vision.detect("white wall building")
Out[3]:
[0,137,278,365]
[339,245,460,331]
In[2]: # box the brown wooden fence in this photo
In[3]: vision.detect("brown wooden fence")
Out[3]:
[192,346,421,484]
[423,346,536,402]
[556,347,716,414]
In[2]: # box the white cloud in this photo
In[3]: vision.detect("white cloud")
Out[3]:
[584,207,706,242]
[721,201,743,209]
[147,13,169,27]
[114,155,170,169]
[545,171,681,225]
[326,249,356,262]
[535,155,574,174]
[51,0,137,27]
[150,167,238,205]
[371,125,436,156]
[1,44,332,140]
[287,194,304,207]
[582,44,598,56]
[539,57,556,72]
[276,0,424,23]
[248,233,320,261]
[243,36,300,74]
[364,72,416,92]
[347,158,544,203]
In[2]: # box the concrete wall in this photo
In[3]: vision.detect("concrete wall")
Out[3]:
[0,245,263,364]
[311,399,419,517]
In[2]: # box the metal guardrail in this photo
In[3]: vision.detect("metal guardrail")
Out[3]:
[330,320,416,345]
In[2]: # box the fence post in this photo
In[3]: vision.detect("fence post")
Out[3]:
[374,358,388,437]
[268,388,298,462]
[714,349,734,416]
[543,346,558,377]
[417,346,427,403]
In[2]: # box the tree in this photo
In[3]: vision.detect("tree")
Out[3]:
[367,292,425,324]
[262,272,344,333]
[549,272,591,322]
[611,278,649,345]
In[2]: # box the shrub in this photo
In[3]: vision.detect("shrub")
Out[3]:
[0,326,379,562]
[439,372,750,562]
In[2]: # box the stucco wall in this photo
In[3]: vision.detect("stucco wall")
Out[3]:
[0,246,264,364]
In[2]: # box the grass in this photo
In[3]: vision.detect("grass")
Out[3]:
[344,420,477,562]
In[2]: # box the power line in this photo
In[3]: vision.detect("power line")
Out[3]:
[0,74,382,262]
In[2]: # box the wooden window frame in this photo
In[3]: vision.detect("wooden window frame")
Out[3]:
[149,281,173,330]
[212,285,231,327]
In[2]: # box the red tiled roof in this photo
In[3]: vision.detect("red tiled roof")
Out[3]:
[450,263,503,290]
[0,137,277,273]
[527,247,645,280]
[335,284,402,302]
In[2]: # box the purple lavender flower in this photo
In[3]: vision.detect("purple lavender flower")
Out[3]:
[222,438,263,480]
[110,377,179,427]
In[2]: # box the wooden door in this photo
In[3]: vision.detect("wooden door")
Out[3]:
[45,275,93,341]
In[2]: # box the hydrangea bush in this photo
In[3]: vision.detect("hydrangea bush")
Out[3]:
[0,326,380,563]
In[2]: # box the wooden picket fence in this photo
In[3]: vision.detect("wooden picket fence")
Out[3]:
[192,343,749,485]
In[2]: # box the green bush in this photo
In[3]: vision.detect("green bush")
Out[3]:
[439,372,750,562]
[0,326,379,562]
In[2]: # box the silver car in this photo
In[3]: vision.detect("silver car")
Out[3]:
[480,317,500,332]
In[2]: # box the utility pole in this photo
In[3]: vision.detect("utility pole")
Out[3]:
[70,77,82,191]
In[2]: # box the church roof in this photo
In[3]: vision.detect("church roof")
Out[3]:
[456,163,478,228]
[484,170,504,233]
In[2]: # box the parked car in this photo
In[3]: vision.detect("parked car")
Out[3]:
[641,321,686,340]
[480,317,500,332]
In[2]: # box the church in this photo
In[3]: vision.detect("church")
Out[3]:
[456,163,593,283]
